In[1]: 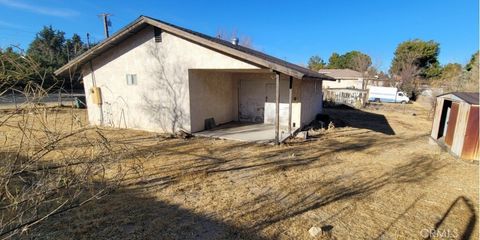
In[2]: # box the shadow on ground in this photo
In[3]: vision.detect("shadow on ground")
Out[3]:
[29,144,450,239]
[324,105,395,135]
[427,196,477,240]
[22,105,477,239]
[31,186,268,240]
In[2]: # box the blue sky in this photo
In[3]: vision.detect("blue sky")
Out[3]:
[0,0,478,71]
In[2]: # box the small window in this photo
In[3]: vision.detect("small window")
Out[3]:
[126,74,137,85]
[398,92,403,96]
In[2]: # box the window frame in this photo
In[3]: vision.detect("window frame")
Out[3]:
[126,74,138,86]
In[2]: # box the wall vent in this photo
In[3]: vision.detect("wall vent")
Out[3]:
[154,27,162,42]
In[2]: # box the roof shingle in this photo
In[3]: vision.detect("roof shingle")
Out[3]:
[317,69,363,79]
[55,16,334,81]
[439,92,479,105]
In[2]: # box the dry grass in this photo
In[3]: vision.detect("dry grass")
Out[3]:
[1,103,478,239]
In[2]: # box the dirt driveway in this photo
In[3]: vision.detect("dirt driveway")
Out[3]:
[4,103,478,239]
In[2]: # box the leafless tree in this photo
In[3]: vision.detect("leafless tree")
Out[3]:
[0,51,141,239]
[351,54,372,90]
[395,52,422,100]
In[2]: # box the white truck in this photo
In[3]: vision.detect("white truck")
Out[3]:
[367,86,410,104]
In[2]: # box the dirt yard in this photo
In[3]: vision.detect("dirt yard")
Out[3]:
[2,103,478,239]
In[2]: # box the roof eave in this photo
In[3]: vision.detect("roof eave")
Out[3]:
[437,92,480,105]
[55,15,333,81]
[142,17,308,79]
[304,74,336,81]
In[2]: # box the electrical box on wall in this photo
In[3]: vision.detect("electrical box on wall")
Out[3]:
[90,87,102,105]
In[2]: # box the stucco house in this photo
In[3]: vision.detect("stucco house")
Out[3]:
[319,69,364,89]
[55,16,334,143]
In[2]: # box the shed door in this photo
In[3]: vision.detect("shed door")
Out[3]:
[461,106,479,160]
[445,102,459,146]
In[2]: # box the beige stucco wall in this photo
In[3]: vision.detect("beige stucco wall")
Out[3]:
[189,70,238,132]
[300,79,323,126]
[323,78,363,89]
[232,72,302,130]
[82,26,259,133]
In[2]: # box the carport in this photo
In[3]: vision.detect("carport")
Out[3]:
[189,69,304,143]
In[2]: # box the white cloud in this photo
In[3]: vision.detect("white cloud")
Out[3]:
[0,0,79,17]
[0,19,24,29]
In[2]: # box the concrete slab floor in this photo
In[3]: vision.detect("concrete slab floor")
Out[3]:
[194,122,290,143]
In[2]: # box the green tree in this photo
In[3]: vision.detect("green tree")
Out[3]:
[344,51,371,72]
[65,33,87,61]
[431,53,479,92]
[466,51,479,71]
[389,39,441,99]
[326,51,372,72]
[390,39,441,79]
[441,63,462,79]
[26,26,67,87]
[327,52,345,68]
[432,63,463,91]
[26,26,88,89]
[464,52,479,91]
[307,55,326,71]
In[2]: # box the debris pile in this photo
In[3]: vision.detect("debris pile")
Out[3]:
[301,113,346,138]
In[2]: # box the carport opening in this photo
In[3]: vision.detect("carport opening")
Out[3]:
[188,69,295,142]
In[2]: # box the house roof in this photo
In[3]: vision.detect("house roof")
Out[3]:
[438,92,479,105]
[317,69,363,80]
[55,16,334,81]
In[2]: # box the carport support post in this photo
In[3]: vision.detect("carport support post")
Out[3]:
[275,71,280,145]
[288,76,293,135]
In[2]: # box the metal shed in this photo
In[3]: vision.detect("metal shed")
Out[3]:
[430,92,479,161]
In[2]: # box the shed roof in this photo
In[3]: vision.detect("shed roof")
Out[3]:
[55,16,334,81]
[318,68,363,79]
[438,92,479,105]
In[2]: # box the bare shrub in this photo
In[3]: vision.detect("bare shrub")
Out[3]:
[0,49,139,239]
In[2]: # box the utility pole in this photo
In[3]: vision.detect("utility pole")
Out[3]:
[99,13,111,38]
[86,33,91,49]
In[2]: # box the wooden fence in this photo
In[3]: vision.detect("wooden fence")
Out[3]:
[323,88,368,109]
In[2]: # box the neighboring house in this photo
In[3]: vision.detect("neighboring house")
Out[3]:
[320,68,395,89]
[430,92,479,161]
[55,16,334,143]
[319,69,364,89]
